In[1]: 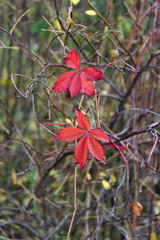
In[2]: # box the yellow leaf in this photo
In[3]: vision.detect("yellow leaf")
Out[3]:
[67,16,74,25]
[1,70,11,87]
[110,174,117,184]
[99,172,106,178]
[110,49,117,65]
[154,200,160,214]
[52,183,61,189]
[23,197,31,207]
[85,10,96,16]
[71,0,81,5]
[49,169,59,178]
[69,176,73,182]
[86,173,92,180]
[150,232,157,240]
[0,194,6,202]
[65,118,74,123]
[54,19,61,31]
[67,6,75,25]
[102,179,111,190]
[110,49,117,57]
[12,169,17,185]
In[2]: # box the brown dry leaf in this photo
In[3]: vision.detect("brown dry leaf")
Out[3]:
[129,202,143,226]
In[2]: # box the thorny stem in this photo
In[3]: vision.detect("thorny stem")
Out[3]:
[66,164,77,240]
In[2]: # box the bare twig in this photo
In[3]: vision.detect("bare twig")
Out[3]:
[66,164,77,239]
[85,0,136,67]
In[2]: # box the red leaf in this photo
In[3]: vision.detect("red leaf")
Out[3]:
[87,135,106,164]
[52,127,85,142]
[63,50,80,69]
[90,129,109,142]
[69,73,82,98]
[52,71,77,93]
[74,135,88,170]
[82,67,104,81]
[81,73,95,96]
[75,109,90,130]
[52,50,104,97]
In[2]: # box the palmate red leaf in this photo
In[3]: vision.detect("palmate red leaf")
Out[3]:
[63,50,80,69]
[52,50,104,98]
[69,73,82,98]
[51,127,85,142]
[81,74,95,96]
[82,67,104,81]
[51,110,108,169]
[87,135,106,164]
[74,135,88,170]
[52,71,77,93]
[75,109,90,130]
[90,129,109,142]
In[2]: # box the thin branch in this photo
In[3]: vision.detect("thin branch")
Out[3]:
[85,0,136,67]
[66,164,77,239]
[0,221,44,240]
